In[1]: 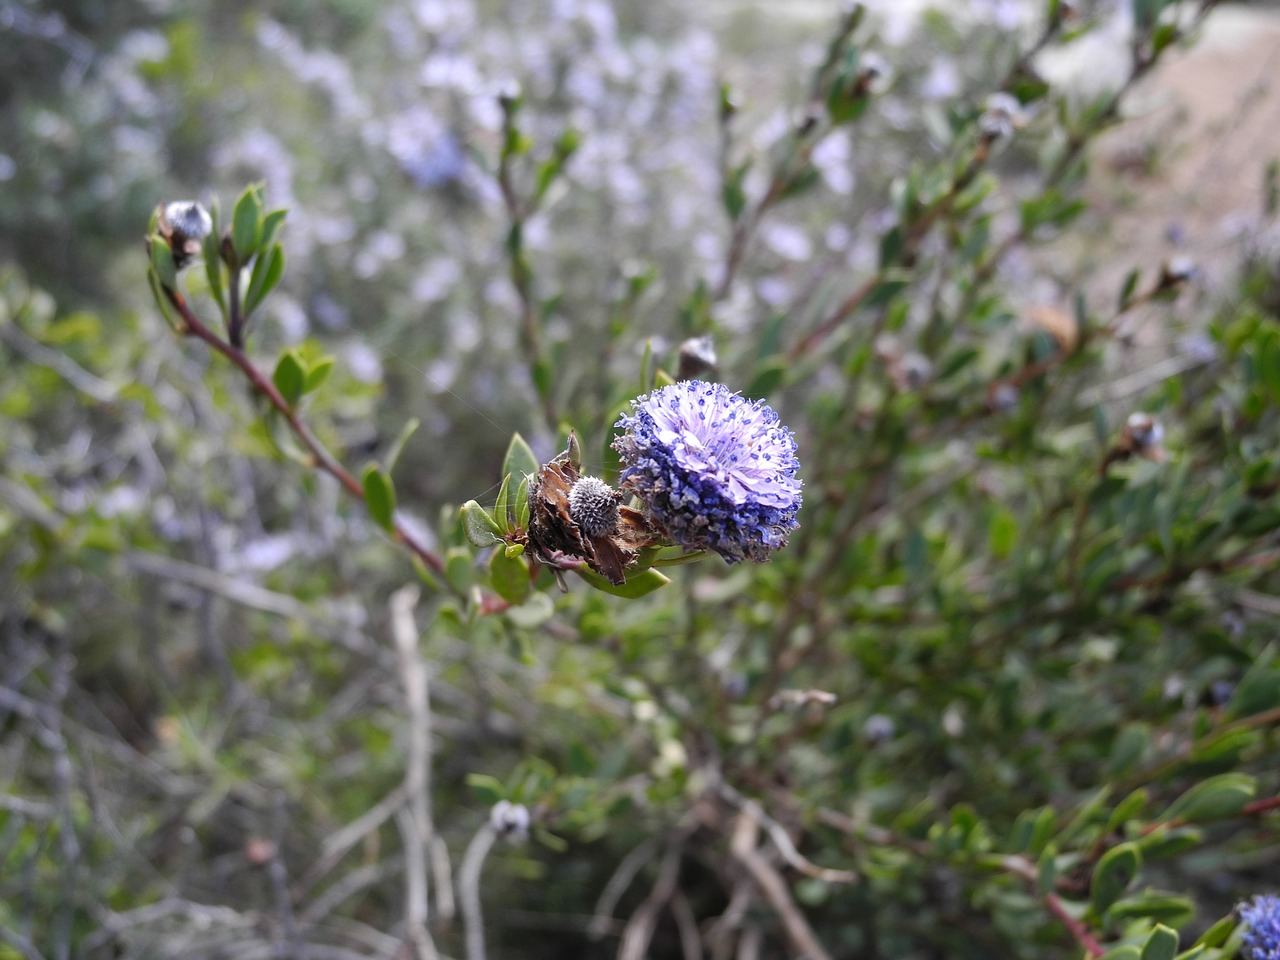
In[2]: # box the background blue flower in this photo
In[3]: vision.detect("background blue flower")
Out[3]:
[1242,894,1280,960]
[614,380,802,562]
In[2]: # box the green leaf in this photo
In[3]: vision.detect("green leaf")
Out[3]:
[461,500,503,547]
[575,565,671,598]
[272,350,305,407]
[1106,892,1195,929]
[1098,948,1140,960]
[493,473,514,534]
[362,463,396,533]
[385,417,420,474]
[1141,924,1179,960]
[488,548,530,605]
[1091,842,1141,916]
[259,208,287,251]
[1193,915,1234,949]
[503,433,540,486]
[148,235,177,289]
[203,228,226,316]
[1108,789,1150,832]
[232,184,264,260]
[466,773,505,805]
[244,244,285,318]
[504,591,554,629]
[514,477,531,531]
[302,356,335,395]
[988,508,1018,559]
[1160,773,1255,823]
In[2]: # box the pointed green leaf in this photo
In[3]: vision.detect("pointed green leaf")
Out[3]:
[461,500,503,547]
[385,417,420,473]
[302,356,335,395]
[149,235,177,289]
[1091,842,1141,916]
[1106,892,1195,928]
[494,473,514,533]
[362,463,396,533]
[574,565,670,598]
[503,433,540,485]
[259,208,287,251]
[1108,789,1150,832]
[514,476,531,531]
[1160,773,1255,823]
[1141,925,1179,960]
[272,350,305,407]
[1193,915,1234,949]
[232,184,264,260]
[203,228,226,316]
[244,244,285,318]
[1097,948,1140,960]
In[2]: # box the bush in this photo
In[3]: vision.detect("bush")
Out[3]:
[2,1,1279,958]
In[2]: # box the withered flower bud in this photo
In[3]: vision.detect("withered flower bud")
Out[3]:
[526,441,655,585]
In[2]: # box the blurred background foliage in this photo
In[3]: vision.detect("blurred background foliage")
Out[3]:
[3,0,1280,958]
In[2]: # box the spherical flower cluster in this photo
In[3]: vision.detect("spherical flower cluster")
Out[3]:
[1241,894,1280,960]
[613,380,801,563]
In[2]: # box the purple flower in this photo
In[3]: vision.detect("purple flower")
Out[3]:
[613,380,801,563]
[1242,894,1280,960]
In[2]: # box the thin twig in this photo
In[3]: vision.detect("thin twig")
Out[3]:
[728,814,832,960]
[589,836,660,938]
[669,892,704,960]
[458,822,497,960]
[617,840,685,960]
[718,783,857,884]
[391,587,436,935]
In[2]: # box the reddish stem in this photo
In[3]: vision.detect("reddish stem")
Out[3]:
[1045,894,1105,959]
[166,287,446,577]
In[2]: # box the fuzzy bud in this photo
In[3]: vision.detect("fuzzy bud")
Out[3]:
[489,800,531,843]
[568,476,620,538]
[676,335,719,382]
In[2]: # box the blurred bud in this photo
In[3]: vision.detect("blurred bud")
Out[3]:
[768,688,838,711]
[158,200,212,269]
[978,92,1028,141]
[244,836,277,867]
[718,83,740,124]
[855,53,892,96]
[862,713,896,744]
[988,382,1020,413]
[496,80,523,113]
[1120,412,1167,462]
[1158,255,1196,290]
[887,351,933,392]
[490,800,531,842]
[568,475,621,538]
[676,335,718,381]
[873,334,901,364]
[1026,304,1078,354]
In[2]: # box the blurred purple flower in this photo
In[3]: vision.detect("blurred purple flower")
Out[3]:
[1242,894,1280,960]
[613,380,801,562]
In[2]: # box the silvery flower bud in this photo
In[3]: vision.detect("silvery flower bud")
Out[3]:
[978,92,1028,141]
[489,800,531,842]
[159,200,213,269]
[676,335,718,382]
